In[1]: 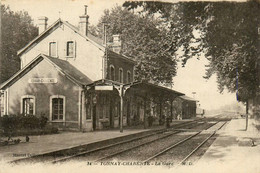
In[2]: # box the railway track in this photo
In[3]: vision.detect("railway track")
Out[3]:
[143,121,228,166]
[56,119,222,163]
[11,118,202,164]
[12,116,229,165]
[52,119,208,163]
[97,120,223,163]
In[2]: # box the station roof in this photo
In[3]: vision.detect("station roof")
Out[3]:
[0,54,92,89]
[46,55,93,85]
[124,81,185,99]
[179,95,198,102]
[84,80,184,100]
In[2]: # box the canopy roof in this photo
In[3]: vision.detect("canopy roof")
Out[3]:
[85,80,184,100]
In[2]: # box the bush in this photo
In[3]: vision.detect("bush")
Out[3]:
[0,114,51,137]
[39,116,48,129]
[50,127,59,134]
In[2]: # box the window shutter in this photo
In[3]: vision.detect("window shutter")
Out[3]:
[74,40,76,58]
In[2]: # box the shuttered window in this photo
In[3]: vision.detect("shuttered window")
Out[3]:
[119,68,123,83]
[49,42,57,57]
[66,41,74,57]
[21,95,35,115]
[127,71,131,83]
[110,65,115,81]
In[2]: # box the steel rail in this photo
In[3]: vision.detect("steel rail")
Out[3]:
[92,120,209,162]
[178,121,228,166]
[93,130,180,162]
[11,119,202,164]
[142,131,201,163]
[142,120,220,163]
[52,120,204,163]
[51,130,174,163]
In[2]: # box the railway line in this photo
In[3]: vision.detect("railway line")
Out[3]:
[12,115,230,166]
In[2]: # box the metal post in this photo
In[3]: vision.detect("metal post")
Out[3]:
[144,96,147,129]
[120,85,124,133]
[159,101,162,125]
[170,99,173,121]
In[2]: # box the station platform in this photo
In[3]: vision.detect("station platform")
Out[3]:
[0,128,151,163]
[193,118,260,173]
[0,120,192,163]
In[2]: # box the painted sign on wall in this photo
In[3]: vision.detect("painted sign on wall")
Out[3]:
[95,86,113,91]
[28,78,57,83]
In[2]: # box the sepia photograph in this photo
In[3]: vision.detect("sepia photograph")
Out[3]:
[0,0,259,172]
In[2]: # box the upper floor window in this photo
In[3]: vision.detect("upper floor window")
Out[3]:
[50,95,65,121]
[119,68,123,83]
[66,41,75,57]
[127,71,131,83]
[49,42,57,57]
[110,65,115,81]
[21,95,35,115]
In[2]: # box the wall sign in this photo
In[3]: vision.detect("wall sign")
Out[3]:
[95,86,113,91]
[28,78,57,83]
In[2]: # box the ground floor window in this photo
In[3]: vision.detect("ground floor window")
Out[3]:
[21,95,35,115]
[86,103,91,120]
[0,94,4,116]
[50,95,65,121]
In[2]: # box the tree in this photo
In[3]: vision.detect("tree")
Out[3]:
[92,6,178,85]
[123,1,260,121]
[0,5,38,84]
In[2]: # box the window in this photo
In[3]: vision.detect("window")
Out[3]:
[127,71,131,83]
[0,94,4,116]
[86,103,91,120]
[50,95,65,121]
[119,68,123,83]
[49,42,57,57]
[110,65,115,81]
[66,41,75,57]
[86,96,91,120]
[21,95,35,115]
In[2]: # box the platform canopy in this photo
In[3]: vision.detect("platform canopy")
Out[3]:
[124,81,184,100]
[85,80,184,99]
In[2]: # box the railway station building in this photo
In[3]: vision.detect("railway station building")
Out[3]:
[172,95,198,119]
[0,7,189,132]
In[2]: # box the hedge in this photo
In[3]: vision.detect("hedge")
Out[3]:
[0,114,57,137]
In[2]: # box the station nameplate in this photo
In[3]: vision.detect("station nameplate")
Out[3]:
[95,86,113,91]
[28,78,57,83]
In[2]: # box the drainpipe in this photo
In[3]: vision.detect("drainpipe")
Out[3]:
[120,85,124,133]
[78,87,83,131]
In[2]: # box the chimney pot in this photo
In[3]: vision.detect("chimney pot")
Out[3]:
[79,5,89,36]
[112,34,121,54]
[84,5,88,15]
[38,16,48,35]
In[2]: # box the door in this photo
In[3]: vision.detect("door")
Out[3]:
[92,105,96,130]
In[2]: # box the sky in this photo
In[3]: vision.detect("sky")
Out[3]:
[2,0,239,111]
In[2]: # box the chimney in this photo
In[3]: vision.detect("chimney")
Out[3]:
[38,16,48,34]
[79,5,89,36]
[112,35,121,54]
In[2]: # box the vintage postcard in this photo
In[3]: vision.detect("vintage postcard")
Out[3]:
[0,0,259,173]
